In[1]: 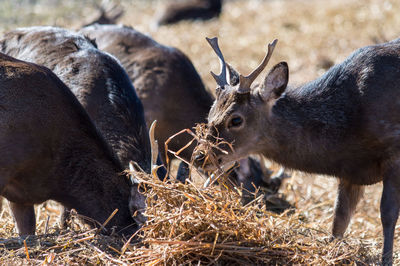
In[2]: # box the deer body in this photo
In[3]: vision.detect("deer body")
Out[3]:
[0,26,151,172]
[156,0,222,26]
[258,55,388,185]
[0,53,137,236]
[0,26,153,231]
[80,24,213,162]
[201,37,400,264]
[79,24,283,192]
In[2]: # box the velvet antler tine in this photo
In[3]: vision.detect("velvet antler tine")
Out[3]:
[238,39,278,93]
[206,37,228,87]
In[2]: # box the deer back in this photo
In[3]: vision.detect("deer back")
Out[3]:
[80,24,214,162]
[156,0,222,26]
[0,26,151,172]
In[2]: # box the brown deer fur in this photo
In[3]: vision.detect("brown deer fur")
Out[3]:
[79,24,213,162]
[198,37,400,264]
[0,26,151,172]
[79,24,282,193]
[0,53,138,236]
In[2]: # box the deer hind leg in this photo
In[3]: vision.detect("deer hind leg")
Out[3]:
[176,161,190,183]
[380,164,400,265]
[332,179,364,238]
[8,201,36,236]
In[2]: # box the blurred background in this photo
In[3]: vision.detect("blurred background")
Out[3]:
[1,0,399,87]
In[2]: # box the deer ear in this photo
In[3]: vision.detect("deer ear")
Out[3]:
[260,62,289,100]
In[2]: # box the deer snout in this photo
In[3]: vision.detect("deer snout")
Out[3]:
[129,184,147,226]
[194,151,206,163]
[193,150,207,168]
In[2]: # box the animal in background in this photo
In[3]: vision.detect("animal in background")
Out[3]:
[0,26,152,173]
[156,0,223,26]
[80,24,212,165]
[79,24,286,194]
[0,26,159,227]
[82,0,124,27]
[0,52,142,236]
[196,36,400,265]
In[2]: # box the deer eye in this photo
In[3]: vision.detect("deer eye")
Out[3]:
[228,116,243,128]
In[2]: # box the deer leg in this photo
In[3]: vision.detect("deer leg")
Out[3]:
[8,201,36,236]
[176,161,190,183]
[332,179,363,238]
[156,155,168,181]
[380,168,400,265]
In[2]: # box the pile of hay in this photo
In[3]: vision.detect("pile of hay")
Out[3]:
[0,124,377,264]
[121,171,375,265]
[0,168,377,265]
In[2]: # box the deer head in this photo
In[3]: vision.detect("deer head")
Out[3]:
[196,37,289,171]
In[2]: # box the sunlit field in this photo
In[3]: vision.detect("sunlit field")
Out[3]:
[1,0,400,264]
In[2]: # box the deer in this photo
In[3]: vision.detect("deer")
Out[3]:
[0,26,162,226]
[79,24,212,165]
[79,24,287,195]
[81,0,124,28]
[156,0,223,26]
[0,26,152,174]
[194,36,400,264]
[0,52,144,236]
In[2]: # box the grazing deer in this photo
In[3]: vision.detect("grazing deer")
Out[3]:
[196,36,400,264]
[156,0,222,26]
[79,24,286,193]
[0,26,159,227]
[0,26,152,173]
[0,52,142,236]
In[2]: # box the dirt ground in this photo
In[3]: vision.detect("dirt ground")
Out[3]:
[1,0,400,264]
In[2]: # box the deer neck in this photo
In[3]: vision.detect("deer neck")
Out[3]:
[264,86,353,175]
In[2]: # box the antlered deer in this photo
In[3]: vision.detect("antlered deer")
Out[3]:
[0,52,141,236]
[79,24,285,192]
[196,37,400,264]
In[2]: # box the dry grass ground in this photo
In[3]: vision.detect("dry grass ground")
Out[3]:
[1,0,400,264]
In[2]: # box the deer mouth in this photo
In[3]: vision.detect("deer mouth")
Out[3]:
[193,150,238,173]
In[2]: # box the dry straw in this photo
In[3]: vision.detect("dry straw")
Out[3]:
[0,122,377,265]
[123,168,374,265]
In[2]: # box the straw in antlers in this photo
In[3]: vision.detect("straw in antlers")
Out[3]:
[206,37,278,93]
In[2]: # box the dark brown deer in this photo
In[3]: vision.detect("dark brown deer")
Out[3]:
[0,26,158,227]
[156,0,223,26]
[0,26,152,173]
[82,0,124,27]
[196,37,400,264]
[79,24,212,164]
[0,52,141,236]
[79,24,286,193]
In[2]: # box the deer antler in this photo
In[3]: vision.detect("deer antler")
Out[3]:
[237,39,278,94]
[206,37,228,87]
[149,120,159,176]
